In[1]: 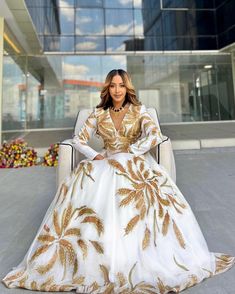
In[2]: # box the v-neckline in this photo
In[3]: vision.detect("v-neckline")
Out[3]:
[108,103,131,132]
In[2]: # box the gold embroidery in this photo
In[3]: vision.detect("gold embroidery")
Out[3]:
[99,264,110,284]
[77,239,88,259]
[89,240,104,254]
[162,211,170,236]
[72,259,78,278]
[124,215,140,235]
[184,274,198,288]
[117,272,126,287]
[173,255,189,271]
[28,204,104,279]
[108,159,126,173]
[30,244,51,262]
[36,250,58,274]
[215,254,235,274]
[73,161,95,190]
[110,156,186,248]
[81,216,104,236]
[3,270,25,283]
[64,228,81,237]
[172,220,186,249]
[142,226,151,250]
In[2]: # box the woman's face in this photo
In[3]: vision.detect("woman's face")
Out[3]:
[109,74,127,106]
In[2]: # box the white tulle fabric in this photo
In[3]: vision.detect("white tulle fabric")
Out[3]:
[2,104,234,293]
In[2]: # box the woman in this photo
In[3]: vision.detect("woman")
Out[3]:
[2,69,234,293]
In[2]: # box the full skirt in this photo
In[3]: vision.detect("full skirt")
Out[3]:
[2,152,235,293]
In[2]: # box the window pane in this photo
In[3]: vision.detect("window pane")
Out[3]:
[134,9,144,36]
[59,8,75,34]
[25,0,46,7]
[162,11,188,35]
[105,9,134,35]
[2,56,27,130]
[44,36,60,51]
[193,11,216,35]
[58,0,75,7]
[76,0,103,7]
[61,37,75,52]
[163,36,217,50]
[106,36,135,51]
[104,0,133,8]
[76,9,104,35]
[216,0,235,34]
[76,36,105,51]
[162,0,215,9]
[134,0,160,9]
[218,26,235,49]
[143,36,163,50]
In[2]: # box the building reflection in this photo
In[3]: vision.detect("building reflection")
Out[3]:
[1,0,235,140]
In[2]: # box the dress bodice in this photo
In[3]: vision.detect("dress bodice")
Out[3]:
[95,104,142,153]
[72,104,164,160]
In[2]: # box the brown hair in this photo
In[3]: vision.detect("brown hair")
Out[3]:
[96,69,141,109]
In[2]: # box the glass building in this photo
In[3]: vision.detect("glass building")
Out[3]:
[0,0,235,143]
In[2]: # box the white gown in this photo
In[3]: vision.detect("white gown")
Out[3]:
[2,104,235,293]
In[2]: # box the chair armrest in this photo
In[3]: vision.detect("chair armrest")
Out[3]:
[56,138,99,188]
[56,139,75,188]
[156,136,176,183]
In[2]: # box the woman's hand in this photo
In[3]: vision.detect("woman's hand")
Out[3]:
[93,154,105,160]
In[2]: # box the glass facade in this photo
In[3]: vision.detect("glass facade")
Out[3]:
[25,0,234,52]
[2,52,235,137]
[216,0,235,48]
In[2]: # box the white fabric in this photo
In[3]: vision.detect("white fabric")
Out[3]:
[3,152,234,292]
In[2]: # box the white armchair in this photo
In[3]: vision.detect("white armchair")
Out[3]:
[56,107,176,188]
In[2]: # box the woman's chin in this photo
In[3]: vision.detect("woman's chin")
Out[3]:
[112,98,125,104]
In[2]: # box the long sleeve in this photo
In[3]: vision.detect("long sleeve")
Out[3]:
[72,110,99,160]
[129,105,164,156]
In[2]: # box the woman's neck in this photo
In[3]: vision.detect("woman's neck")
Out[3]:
[112,102,123,109]
[112,100,127,109]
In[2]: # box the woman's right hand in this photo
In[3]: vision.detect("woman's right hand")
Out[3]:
[93,154,105,160]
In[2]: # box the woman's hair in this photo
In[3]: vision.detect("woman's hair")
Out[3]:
[96,69,141,109]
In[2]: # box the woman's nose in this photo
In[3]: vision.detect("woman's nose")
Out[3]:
[115,86,120,93]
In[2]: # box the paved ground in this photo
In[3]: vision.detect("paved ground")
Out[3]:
[0,147,235,293]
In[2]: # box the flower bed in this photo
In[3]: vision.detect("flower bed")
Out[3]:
[41,143,59,167]
[0,138,38,168]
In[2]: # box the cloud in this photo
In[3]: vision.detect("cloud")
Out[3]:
[107,42,126,52]
[78,16,93,24]
[133,0,142,7]
[109,56,127,67]
[62,63,89,79]
[106,23,133,35]
[76,26,104,35]
[58,0,73,8]
[76,41,98,50]
[119,0,132,6]
[59,0,74,21]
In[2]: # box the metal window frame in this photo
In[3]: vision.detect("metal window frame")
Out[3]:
[160,0,189,11]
